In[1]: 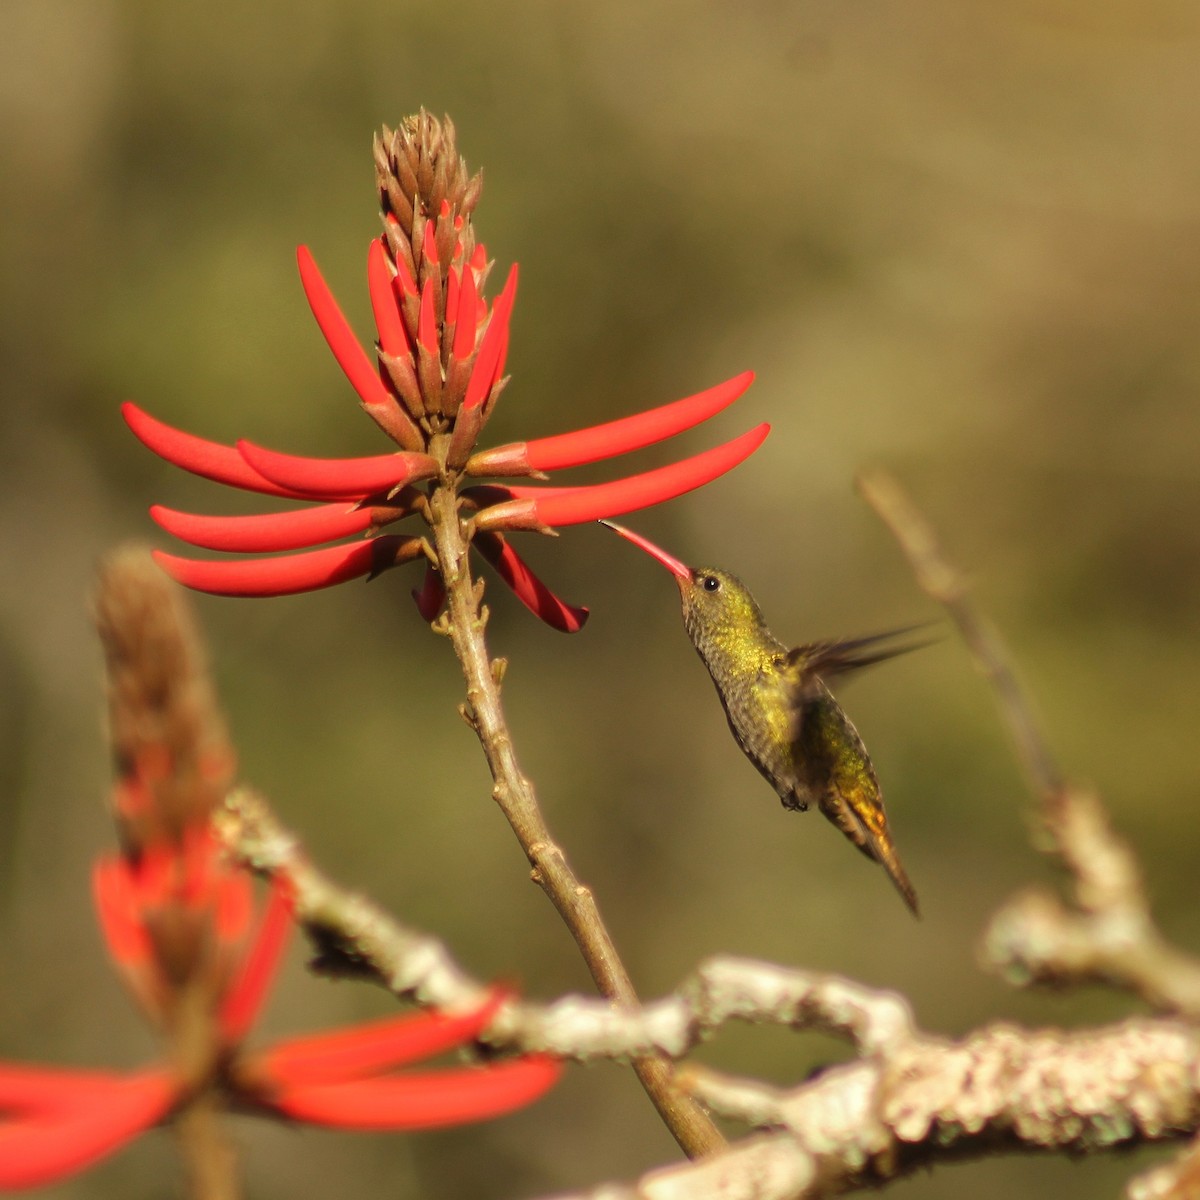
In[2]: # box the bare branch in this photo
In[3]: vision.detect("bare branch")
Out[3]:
[857,471,1200,1018]
[425,487,725,1154]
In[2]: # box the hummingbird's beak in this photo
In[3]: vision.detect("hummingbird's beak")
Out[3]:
[598,521,692,581]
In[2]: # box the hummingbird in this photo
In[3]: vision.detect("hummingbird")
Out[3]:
[602,520,923,916]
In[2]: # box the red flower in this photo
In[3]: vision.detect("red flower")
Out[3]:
[0,833,559,1190]
[0,544,561,1190]
[125,116,767,632]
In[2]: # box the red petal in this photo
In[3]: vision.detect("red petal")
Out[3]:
[218,875,294,1045]
[473,533,589,633]
[421,218,439,266]
[151,503,375,553]
[92,858,152,969]
[367,238,409,359]
[0,1064,136,1114]
[122,403,307,499]
[152,537,421,598]
[474,424,770,530]
[266,1056,561,1130]
[452,263,479,360]
[462,266,518,412]
[468,370,755,476]
[296,245,399,412]
[256,990,506,1086]
[0,1069,174,1189]
[237,441,438,499]
[411,564,446,621]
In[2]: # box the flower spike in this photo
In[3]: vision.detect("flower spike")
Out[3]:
[131,116,766,632]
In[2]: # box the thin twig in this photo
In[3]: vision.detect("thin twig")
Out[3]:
[856,471,1200,1017]
[855,469,1064,803]
[426,487,725,1156]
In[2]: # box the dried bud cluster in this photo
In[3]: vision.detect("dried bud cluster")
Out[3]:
[94,545,235,850]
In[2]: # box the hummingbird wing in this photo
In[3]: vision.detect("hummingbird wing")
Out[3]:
[784,623,935,694]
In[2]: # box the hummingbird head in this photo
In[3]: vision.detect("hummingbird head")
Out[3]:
[599,522,768,654]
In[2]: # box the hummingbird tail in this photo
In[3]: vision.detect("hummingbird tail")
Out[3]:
[876,844,921,917]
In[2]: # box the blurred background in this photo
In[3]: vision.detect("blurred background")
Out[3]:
[3,1,1200,1197]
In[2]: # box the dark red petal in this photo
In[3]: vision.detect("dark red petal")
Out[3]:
[150,503,375,553]
[473,533,589,633]
[467,370,756,476]
[218,875,294,1045]
[462,266,518,412]
[0,1069,175,1189]
[367,238,409,359]
[474,423,770,531]
[122,403,307,499]
[152,537,420,598]
[411,564,446,621]
[296,245,399,412]
[237,441,438,499]
[256,990,507,1086]
[265,1055,561,1130]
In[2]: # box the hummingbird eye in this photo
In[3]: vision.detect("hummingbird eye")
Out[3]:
[701,575,720,593]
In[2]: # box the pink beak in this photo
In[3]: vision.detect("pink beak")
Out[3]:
[599,521,693,581]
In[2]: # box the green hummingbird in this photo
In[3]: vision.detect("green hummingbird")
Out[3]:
[603,520,923,916]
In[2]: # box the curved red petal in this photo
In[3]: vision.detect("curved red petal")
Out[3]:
[475,424,770,530]
[367,238,409,359]
[219,875,294,1044]
[0,1065,138,1113]
[524,370,755,472]
[151,538,414,598]
[0,1069,175,1189]
[265,1055,561,1130]
[122,403,307,499]
[237,441,438,499]
[473,533,589,633]
[256,990,507,1086]
[150,503,375,553]
[411,564,446,621]
[296,245,398,411]
[462,265,518,412]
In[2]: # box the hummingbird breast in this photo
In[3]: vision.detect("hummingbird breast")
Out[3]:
[688,627,810,809]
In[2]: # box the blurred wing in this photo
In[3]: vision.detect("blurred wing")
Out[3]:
[785,623,936,694]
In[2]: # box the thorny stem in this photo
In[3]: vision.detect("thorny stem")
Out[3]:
[428,486,726,1158]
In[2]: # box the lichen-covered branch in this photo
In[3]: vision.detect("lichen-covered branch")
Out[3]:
[545,1016,1200,1200]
